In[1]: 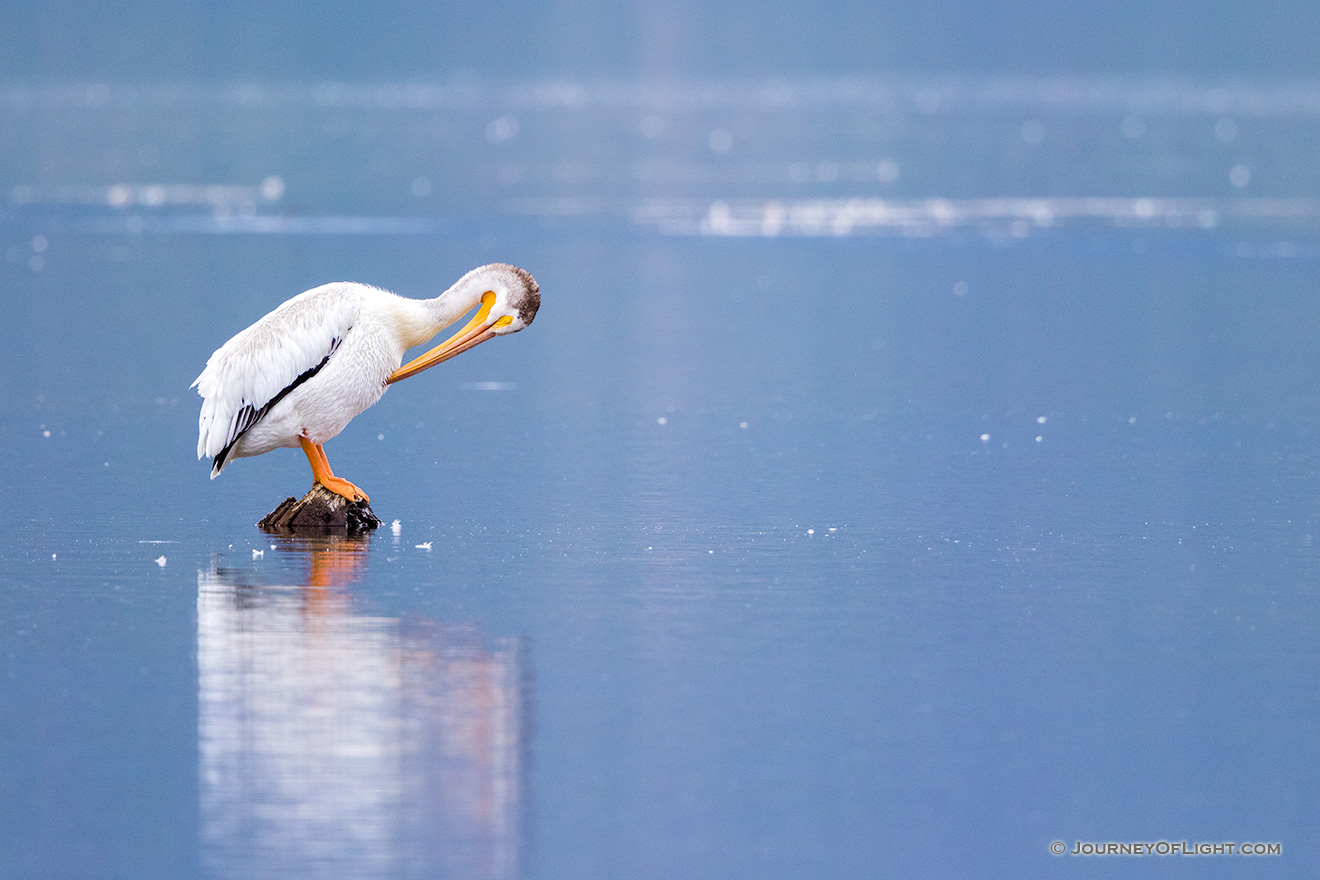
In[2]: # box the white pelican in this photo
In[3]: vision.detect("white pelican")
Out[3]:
[194,263,539,502]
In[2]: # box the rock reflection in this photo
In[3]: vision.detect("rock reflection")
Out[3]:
[198,536,526,880]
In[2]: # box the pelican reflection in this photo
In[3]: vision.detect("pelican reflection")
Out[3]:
[198,535,526,879]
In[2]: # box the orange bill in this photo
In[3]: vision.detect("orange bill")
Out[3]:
[387,292,513,384]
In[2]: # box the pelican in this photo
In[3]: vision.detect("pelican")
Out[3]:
[193,263,539,502]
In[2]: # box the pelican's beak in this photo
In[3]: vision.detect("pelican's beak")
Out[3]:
[387,292,514,384]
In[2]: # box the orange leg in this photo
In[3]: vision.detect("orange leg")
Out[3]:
[298,436,369,502]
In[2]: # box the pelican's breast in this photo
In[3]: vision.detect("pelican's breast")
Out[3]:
[273,316,402,450]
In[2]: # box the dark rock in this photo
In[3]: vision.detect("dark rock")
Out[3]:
[258,483,382,534]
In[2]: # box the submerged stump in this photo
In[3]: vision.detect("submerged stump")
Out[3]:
[258,483,382,534]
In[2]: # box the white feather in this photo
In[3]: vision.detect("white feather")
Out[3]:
[193,283,365,471]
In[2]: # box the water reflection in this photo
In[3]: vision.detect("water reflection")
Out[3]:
[197,536,526,880]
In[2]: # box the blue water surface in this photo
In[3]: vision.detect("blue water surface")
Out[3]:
[2,80,1318,879]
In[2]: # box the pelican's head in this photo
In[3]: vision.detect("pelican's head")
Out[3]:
[484,263,541,335]
[388,263,540,383]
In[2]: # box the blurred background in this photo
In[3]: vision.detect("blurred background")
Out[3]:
[3,2,1319,879]
[7,0,1320,80]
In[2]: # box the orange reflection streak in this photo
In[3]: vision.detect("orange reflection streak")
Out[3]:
[286,534,371,628]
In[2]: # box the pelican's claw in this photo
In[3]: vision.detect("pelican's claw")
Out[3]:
[317,476,370,503]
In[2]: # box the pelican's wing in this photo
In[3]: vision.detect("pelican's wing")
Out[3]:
[193,284,361,477]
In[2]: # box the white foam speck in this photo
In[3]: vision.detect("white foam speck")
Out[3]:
[42,429,51,438]
[807,528,815,535]
[739,421,749,429]
[391,519,402,535]
[252,549,263,559]
[154,555,167,567]
[657,416,668,425]
[980,433,991,443]
[462,381,517,392]
[1036,435,1043,442]
[415,542,432,550]
[1036,416,1047,424]
[51,553,57,559]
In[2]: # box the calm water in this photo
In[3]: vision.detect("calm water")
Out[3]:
[2,80,1319,878]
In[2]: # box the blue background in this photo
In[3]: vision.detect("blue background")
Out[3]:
[2,2,1318,879]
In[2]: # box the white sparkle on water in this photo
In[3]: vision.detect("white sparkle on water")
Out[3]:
[259,176,285,200]
[485,115,519,144]
[154,556,167,567]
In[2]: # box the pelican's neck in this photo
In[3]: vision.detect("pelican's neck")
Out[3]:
[395,271,492,349]
[429,271,494,327]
